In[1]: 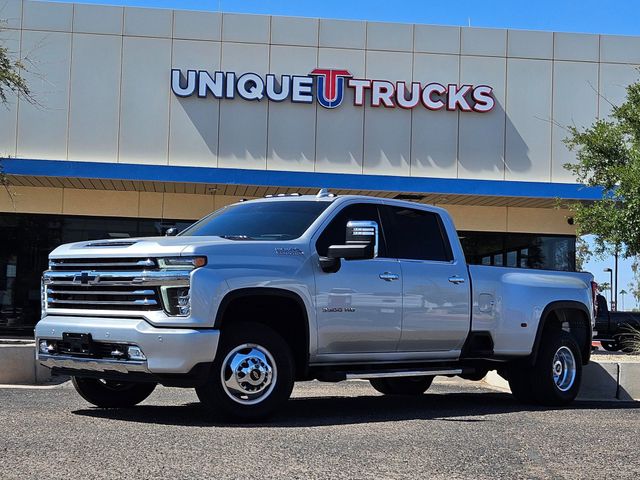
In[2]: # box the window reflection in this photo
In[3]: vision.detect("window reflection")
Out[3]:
[459,231,576,272]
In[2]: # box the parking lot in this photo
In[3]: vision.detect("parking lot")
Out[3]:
[1,377,638,479]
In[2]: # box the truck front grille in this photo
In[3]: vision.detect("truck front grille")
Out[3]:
[46,285,161,310]
[43,257,190,313]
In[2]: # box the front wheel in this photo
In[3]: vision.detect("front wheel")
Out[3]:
[71,377,157,408]
[196,322,295,421]
[370,376,434,395]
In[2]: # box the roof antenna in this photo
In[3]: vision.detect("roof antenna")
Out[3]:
[316,188,334,198]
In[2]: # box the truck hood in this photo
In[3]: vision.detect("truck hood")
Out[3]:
[49,236,237,259]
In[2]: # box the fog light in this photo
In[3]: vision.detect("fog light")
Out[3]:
[160,287,191,316]
[39,340,55,354]
[127,346,146,361]
[177,290,191,316]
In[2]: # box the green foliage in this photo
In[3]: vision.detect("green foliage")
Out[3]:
[575,237,592,271]
[598,281,611,293]
[565,74,640,309]
[564,78,640,257]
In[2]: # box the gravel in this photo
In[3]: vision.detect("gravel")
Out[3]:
[0,378,638,480]
[592,350,640,363]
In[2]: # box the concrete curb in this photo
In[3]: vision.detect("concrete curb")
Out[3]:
[484,361,640,401]
[0,343,52,385]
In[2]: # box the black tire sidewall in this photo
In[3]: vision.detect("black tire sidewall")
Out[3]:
[532,331,582,406]
[197,322,295,420]
[600,341,620,352]
[71,377,157,408]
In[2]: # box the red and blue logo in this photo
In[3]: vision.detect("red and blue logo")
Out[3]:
[310,69,352,109]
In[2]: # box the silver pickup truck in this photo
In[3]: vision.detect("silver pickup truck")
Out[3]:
[36,191,595,420]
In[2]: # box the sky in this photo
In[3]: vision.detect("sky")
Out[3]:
[41,0,640,308]
[46,0,640,36]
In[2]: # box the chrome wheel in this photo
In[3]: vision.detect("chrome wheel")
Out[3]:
[221,343,277,405]
[552,346,576,392]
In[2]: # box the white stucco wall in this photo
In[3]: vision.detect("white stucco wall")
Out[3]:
[1,0,639,184]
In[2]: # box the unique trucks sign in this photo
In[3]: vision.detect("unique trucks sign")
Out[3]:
[171,68,495,112]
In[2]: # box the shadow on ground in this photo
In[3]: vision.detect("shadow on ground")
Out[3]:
[72,390,640,428]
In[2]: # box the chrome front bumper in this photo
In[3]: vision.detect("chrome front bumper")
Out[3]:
[35,315,220,375]
[39,355,150,374]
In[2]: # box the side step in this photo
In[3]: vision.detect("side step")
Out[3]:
[346,368,462,380]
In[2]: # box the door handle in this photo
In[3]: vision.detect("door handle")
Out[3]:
[379,272,400,282]
[448,276,466,285]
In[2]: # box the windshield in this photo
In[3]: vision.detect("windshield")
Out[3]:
[179,200,331,240]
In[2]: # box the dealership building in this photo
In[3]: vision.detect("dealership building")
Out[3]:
[1,0,637,335]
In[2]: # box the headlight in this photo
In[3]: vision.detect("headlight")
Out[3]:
[157,256,207,270]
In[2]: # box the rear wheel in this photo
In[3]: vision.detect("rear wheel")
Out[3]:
[370,376,434,395]
[600,340,620,352]
[71,377,156,408]
[196,322,295,421]
[509,331,582,406]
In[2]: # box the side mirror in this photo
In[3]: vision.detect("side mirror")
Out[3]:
[319,220,378,273]
[165,227,179,237]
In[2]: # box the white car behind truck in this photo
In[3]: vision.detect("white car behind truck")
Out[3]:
[36,191,595,420]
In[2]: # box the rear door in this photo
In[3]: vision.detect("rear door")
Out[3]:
[313,202,402,355]
[383,205,470,353]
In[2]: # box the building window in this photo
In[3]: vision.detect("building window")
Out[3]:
[0,213,193,338]
[459,232,576,272]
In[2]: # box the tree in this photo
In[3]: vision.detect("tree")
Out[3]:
[564,75,640,312]
[575,236,592,271]
[599,282,611,294]
[1,17,31,196]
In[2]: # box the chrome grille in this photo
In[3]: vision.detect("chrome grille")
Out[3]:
[46,285,160,310]
[43,257,190,313]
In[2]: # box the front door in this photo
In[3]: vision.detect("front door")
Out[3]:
[313,202,402,355]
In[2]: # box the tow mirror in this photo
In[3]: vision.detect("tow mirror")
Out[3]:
[319,220,378,273]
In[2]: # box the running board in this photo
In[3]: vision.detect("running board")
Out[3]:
[345,368,462,380]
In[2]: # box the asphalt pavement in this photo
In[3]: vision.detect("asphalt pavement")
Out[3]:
[0,378,638,480]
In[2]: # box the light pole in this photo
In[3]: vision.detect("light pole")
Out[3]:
[604,268,614,310]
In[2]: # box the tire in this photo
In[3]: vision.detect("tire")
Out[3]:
[71,377,157,408]
[196,322,295,421]
[369,376,434,395]
[600,340,620,352]
[507,364,536,403]
[510,331,582,406]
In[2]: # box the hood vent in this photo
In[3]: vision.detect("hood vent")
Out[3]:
[85,241,138,248]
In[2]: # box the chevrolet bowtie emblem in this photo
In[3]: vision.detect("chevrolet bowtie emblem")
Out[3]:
[73,272,100,285]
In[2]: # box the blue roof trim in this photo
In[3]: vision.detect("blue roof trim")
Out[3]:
[2,158,603,200]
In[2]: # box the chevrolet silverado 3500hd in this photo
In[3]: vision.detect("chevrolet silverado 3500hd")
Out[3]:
[36,191,595,419]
